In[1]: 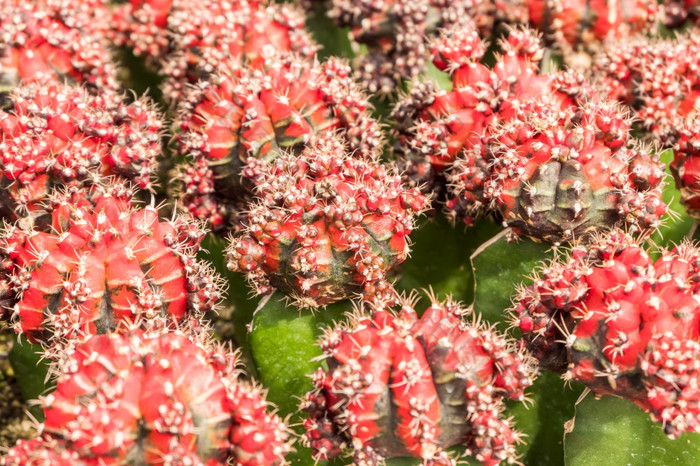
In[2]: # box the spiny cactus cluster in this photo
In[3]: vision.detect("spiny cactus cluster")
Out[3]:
[0,183,221,345]
[592,33,700,219]
[394,24,666,243]
[325,0,504,95]
[0,0,117,97]
[226,135,428,308]
[302,294,536,465]
[175,52,382,231]
[515,229,700,437]
[112,0,317,101]
[0,82,162,221]
[1,325,291,465]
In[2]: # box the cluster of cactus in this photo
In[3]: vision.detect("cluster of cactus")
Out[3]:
[0,0,117,96]
[3,0,700,464]
[394,23,666,243]
[0,81,162,220]
[514,229,700,437]
[175,52,382,231]
[112,0,317,101]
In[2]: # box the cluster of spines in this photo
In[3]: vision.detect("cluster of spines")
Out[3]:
[175,52,382,231]
[112,0,317,102]
[0,182,222,346]
[1,324,291,465]
[394,23,666,243]
[0,0,117,95]
[514,229,700,437]
[226,135,428,308]
[301,293,536,465]
[0,81,162,221]
[327,0,499,95]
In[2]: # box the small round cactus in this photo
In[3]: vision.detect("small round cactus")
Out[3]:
[0,0,117,97]
[0,183,222,345]
[326,0,501,95]
[0,82,163,221]
[113,0,317,101]
[226,136,428,308]
[176,53,382,231]
[514,229,700,437]
[1,325,292,465]
[449,99,666,243]
[301,293,536,465]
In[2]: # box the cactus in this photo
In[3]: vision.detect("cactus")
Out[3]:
[0,183,222,345]
[514,229,700,437]
[176,52,382,231]
[0,82,162,221]
[301,293,536,465]
[1,325,292,465]
[226,135,428,308]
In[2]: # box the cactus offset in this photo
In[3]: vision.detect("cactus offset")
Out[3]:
[0,82,163,221]
[514,229,700,437]
[226,136,427,308]
[1,325,291,465]
[176,53,382,231]
[0,183,222,344]
[0,0,117,97]
[301,294,536,465]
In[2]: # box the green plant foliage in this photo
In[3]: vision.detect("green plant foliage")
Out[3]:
[650,149,695,248]
[470,231,551,331]
[565,395,700,465]
[8,337,49,420]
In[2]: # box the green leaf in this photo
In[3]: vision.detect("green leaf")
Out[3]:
[424,62,453,92]
[306,2,354,60]
[506,372,585,465]
[397,216,500,305]
[9,336,50,420]
[470,231,551,331]
[248,293,350,465]
[564,395,700,465]
[650,149,695,248]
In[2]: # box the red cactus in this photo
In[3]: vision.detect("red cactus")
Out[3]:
[1,326,291,465]
[0,82,163,221]
[301,294,536,465]
[112,0,317,101]
[327,0,502,95]
[0,183,222,345]
[514,229,700,437]
[0,0,117,96]
[393,24,591,198]
[226,136,428,308]
[176,53,382,231]
[520,0,658,60]
[671,116,700,218]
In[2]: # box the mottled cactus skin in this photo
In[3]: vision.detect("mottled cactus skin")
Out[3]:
[0,183,222,345]
[515,230,700,437]
[481,100,666,243]
[393,24,591,203]
[0,0,117,98]
[226,136,428,308]
[301,294,536,465]
[112,0,316,101]
[0,82,162,221]
[1,326,291,465]
[327,0,500,95]
[176,53,382,232]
